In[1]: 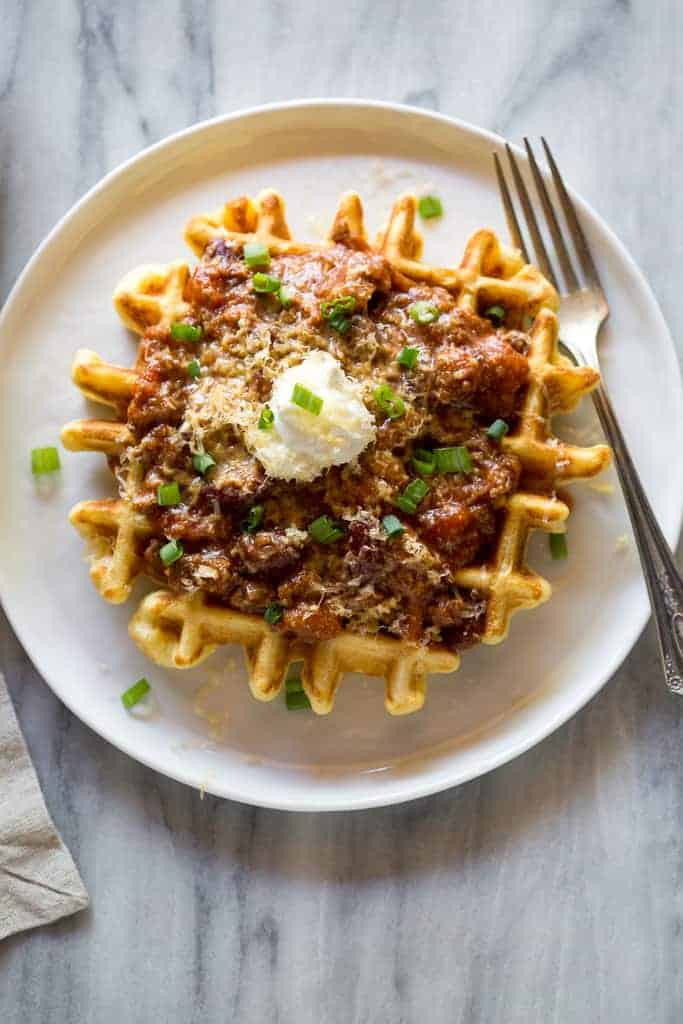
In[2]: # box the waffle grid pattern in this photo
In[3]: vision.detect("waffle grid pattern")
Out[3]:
[61,190,610,714]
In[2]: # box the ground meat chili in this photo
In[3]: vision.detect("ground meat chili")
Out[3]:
[118,238,531,651]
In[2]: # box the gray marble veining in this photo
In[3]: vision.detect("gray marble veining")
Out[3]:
[1,1,683,1021]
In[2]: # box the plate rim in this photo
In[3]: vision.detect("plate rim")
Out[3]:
[1,98,681,812]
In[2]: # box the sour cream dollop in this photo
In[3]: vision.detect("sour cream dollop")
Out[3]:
[247,350,376,481]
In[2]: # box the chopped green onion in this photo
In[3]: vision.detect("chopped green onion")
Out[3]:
[252,272,281,294]
[434,446,473,474]
[455,446,473,473]
[159,539,184,566]
[412,448,436,476]
[487,419,509,441]
[187,359,201,378]
[121,677,150,710]
[192,452,215,475]
[285,670,310,709]
[334,312,353,333]
[409,301,440,325]
[278,284,296,308]
[157,481,181,506]
[170,321,202,342]
[258,405,275,430]
[242,504,264,533]
[410,447,472,475]
[483,305,505,326]
[264,602,283,625]
[550,533,568,560]
[31,446,60,475]
[321,295,356,335]
[321,295,356,317]
[382,514,405,538]
[243,241,270,269]
[418,195,443,219]
[292,384,323,416]
[328,311,352,333]
[286,689,311,711]
[374,384,405,420]
[308,515,344,544]
[396,478,430,515]
[397,346,419,370]
[522,313,535,331]
[285,673,304,694]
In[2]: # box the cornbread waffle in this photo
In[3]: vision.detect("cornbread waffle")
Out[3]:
[62,190,610,714]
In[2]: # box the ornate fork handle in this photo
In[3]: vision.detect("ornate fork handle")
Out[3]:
[589,380,683,694]
[496,138,683,694]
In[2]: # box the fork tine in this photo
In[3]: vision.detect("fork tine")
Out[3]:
[541,138,604,293]
[493,153,529,262]
[504,143,558,289]
[523,139,579,293]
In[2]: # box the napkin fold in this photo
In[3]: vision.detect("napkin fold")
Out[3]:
[0,674,88,941]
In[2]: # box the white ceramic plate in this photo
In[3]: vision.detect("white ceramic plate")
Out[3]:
[1,101,681,811]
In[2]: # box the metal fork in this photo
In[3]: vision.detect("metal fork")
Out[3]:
[494,138,683,694]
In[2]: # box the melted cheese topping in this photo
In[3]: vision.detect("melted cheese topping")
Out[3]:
[246,351,376,481]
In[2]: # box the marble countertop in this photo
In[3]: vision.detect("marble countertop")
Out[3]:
[2,1,683,1021]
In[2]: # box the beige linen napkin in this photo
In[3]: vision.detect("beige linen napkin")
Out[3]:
[0,674,88,940]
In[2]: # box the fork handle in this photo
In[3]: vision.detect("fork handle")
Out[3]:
[589,381,683,693]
